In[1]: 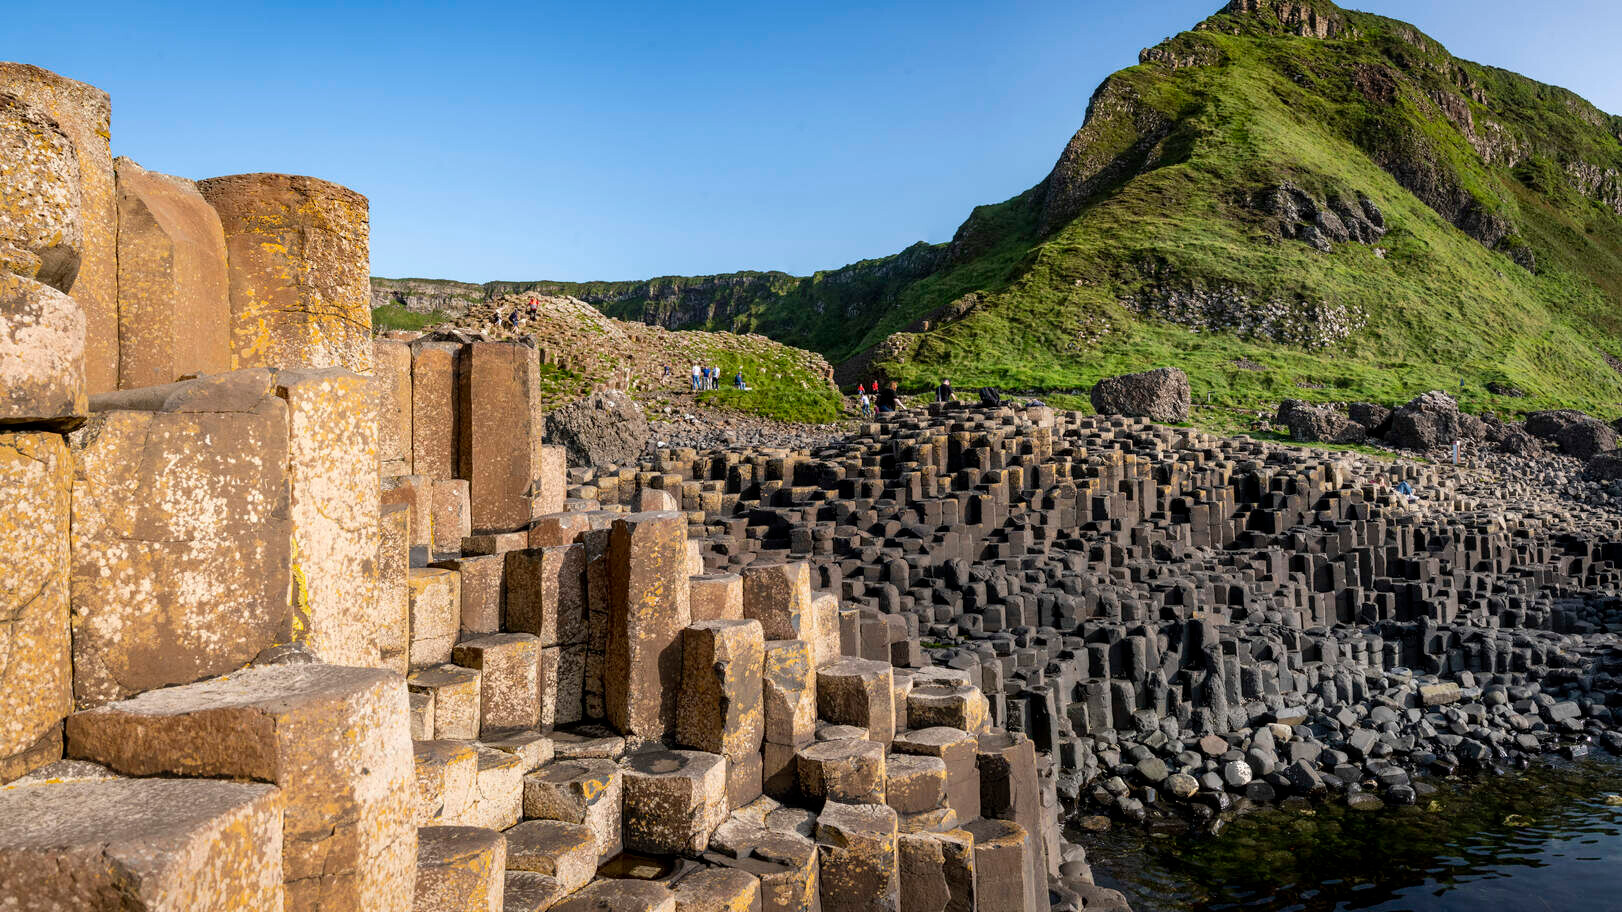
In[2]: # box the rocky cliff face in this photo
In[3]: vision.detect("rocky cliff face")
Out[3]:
[370,276,485,318]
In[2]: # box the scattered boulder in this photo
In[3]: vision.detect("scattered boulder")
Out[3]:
[1090,367,1191,422]
[1525,409,1616,459]
[543,389,650,468]
[1276,399,1365,444]
[1487,381,1525,398]
[1585,451,1622,482]
[1384,390,1465,451]
[1487,421,1544,457]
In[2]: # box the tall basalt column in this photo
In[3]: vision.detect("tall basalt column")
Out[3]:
[197,172,371,374]
[276,367,382,669]
[458,340,541,532]
[0,431,72,781]
[113,157,230,389]
[0,91,81,291]
[411,338,461,480]
[0,63,115,394]
[606,511,691,740]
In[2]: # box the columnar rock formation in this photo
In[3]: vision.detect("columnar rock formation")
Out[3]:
[10,57,1622,912]
[0,62,1137,912]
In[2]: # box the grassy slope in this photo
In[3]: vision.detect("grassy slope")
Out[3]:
[871,4,1622,424]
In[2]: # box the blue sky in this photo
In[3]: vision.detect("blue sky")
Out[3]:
[13,1,1621,283]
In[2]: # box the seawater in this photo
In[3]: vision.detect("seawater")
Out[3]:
[1070,756,1622,912]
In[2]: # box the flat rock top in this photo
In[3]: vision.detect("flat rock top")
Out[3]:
[0,777,277,848]
[82,663,392,716]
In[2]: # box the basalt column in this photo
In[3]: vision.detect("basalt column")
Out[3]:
[197,172,371,374]
[113,158,230,389]
[0,63,115,393]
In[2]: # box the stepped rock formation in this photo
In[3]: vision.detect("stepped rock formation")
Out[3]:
[12,20,1622,912]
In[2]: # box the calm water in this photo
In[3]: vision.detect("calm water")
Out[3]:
[1071,757,1622,912]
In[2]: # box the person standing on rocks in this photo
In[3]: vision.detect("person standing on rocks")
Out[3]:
[859,386,872,418]
[691,363,701,391]
[936,378,954,403]
[877,381,900,414]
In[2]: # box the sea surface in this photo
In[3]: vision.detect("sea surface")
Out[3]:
[1070,756,1622,912]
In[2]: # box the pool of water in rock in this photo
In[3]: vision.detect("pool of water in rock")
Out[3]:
[1071,756,1622,912]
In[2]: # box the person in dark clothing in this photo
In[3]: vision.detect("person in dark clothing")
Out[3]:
[876,382,900,414]
[936,379,954,403]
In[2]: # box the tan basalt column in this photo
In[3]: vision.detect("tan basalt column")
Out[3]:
[0,431,71,781]
[892,728,980,822]
[0,63,115,393]
[453,633,542,734]
[605,511,691,739]
[411,339,461,480]
[0,90,81,291]
[690,572,744,622]
[553,880,675,912]
[197,172,371,373]
[743,561,811,640]
[962,819,1035,912]
[671,867,761,912]
[974,732,1046,912]
[113,158,230,389]
[0,271,86,428]
[504,819,597,893]
[898,829,976,912]
[433,477,473,553]
[522,758,624,861]
[69,370,292,707]
[415,825,506,912]
[816,658,896,746]
[621,748,728,855]
[677,619,765,759]
[459,340,542,532]
[64,663,417,912]
[762,639,817,799]
[797,738,886,806]
[276,367,382,668]
[377,502,412,673]
[0,777,285,911]
[816,801,900,912]
[373,337,413,474]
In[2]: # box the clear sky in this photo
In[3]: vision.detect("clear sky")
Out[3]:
[13,1,1621,283]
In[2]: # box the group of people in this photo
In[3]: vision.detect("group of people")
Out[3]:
[665,363,749,392]
[487,298,541,331]
[855,378,956,417]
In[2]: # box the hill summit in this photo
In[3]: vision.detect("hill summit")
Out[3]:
[377,0,1622,422]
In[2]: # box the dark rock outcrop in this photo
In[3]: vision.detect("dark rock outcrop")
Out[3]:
[1255,183,1386,251]
[1385,390,1467,451]
[1526,409,1617,459]
[1276,399,1365,444]
[543,389,650,468]
[1347,402,1391,433]
[1091,367,1191,422]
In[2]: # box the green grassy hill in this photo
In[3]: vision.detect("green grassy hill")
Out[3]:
[377,0,1622,424]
